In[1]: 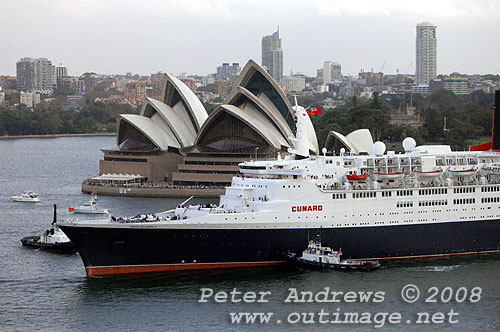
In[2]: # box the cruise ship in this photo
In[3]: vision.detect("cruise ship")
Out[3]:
[60,93,500,276]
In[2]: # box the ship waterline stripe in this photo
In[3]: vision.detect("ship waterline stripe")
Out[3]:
[360,249,500,261]
[85,261,286,276]
[84,250,500,276]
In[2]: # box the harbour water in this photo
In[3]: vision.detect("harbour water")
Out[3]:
[0,136,499,332]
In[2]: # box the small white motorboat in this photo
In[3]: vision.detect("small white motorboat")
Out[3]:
[71,191,108,214]
[11,191,41,202]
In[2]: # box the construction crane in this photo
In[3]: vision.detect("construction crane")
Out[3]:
[380,61,386,73]
[405,62,413,74]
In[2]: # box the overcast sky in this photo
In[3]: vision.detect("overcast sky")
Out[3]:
[2,0,499,77]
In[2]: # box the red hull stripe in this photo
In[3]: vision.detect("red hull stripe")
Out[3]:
[85,261,285,276]
[84,250,500,276]
[362,250,500,262]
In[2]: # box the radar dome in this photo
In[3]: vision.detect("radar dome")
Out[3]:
[373,141,386,156]
[340,148,346,155]
[322,147,327,155]
[402,137,416,152]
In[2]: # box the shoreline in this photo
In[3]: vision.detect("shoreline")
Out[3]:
[0,133,116,139]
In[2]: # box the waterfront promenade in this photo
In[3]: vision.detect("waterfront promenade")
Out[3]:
[82,181,225,198]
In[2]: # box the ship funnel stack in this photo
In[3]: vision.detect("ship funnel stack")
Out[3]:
[492,90,500,150]
[470,90,500,152]
[289,98,310,159]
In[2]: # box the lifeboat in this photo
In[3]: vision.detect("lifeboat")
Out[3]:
[346,173,368,181]
[448,168,476,176]
[374,171,404,180]
[481,164,500,174]
[415,169,443,178]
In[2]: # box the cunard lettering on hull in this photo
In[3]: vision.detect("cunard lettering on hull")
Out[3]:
[292,205,323,212]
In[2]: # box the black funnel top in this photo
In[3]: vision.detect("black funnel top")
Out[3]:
[52,204,57,225]
[493,90,500,150]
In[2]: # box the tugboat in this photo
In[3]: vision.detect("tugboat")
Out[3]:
[21,205,75,253]
[287,239,380,271]
[11,191,41,202]
[71,190,108,215]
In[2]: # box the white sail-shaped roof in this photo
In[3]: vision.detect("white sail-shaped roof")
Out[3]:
[232,60,296,130]
[197,105,286,150]
[142,97,197,147]
[118,114,177,151]
[346,129,374,155]
[325,129,374,155]
[226,86,294,146]
[160,73,208,131]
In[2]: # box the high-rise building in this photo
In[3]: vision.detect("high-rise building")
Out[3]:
[16,57,57,92]
[37,58,57,91]
[323,61,342,84]
[416,22,437,86]
[16,58,38,91]
[56,64,68,77]
[261,28,283,82]
[281,75,305,92]
[216,63,241,80]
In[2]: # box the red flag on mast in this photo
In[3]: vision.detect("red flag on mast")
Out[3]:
[308,107,323,116]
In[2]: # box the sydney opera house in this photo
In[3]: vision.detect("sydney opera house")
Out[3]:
[93,60,319,190]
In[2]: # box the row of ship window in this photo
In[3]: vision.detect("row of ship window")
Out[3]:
[454,187,475,194]
[481,197,500,203]
[482,186,500,192]
[419,188,447,195]
[352,192,376,199]
[331,187,500,200]
[395,198,500,207]
[419,200,448,207]
[453,198,476,205]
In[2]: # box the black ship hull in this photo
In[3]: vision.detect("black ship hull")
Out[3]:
[60,218,500,276]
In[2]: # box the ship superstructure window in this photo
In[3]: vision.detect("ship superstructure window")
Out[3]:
[419,188,447,195]
[453,198,476,205]
[481,197,500,203]
[454,187,475,194]
[418,200,448,207]
[332,193,347,199]
[396,190,413,196]
[397,201,413,208]
[481,186,500,192]
[382,191,392,197]
[353,192,376,199]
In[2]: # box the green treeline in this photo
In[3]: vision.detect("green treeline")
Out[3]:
[0,89,496,150]
[0,102,138,136]
[307,89,494,150]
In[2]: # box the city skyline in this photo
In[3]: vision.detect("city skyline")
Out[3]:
[1,0,500,77]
